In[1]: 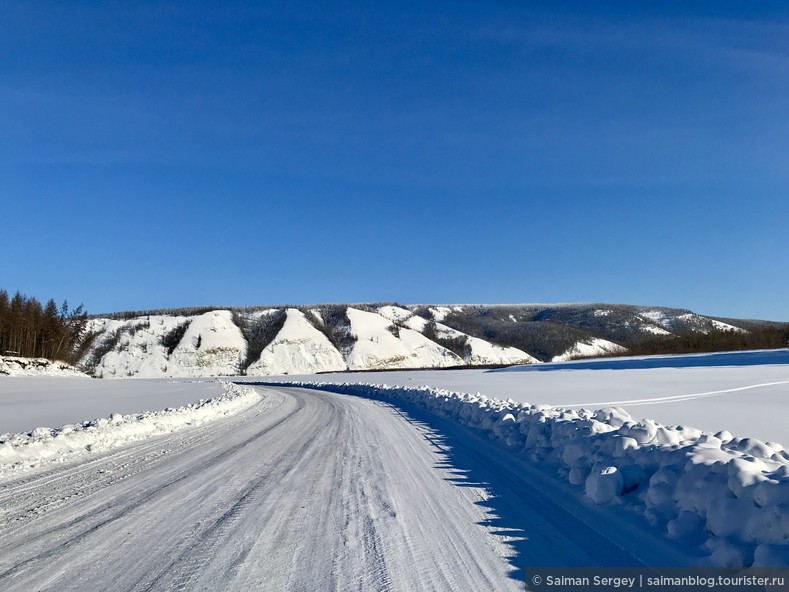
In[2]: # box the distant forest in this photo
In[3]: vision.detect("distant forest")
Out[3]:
[614,326,789,358]
[0,290,90,364]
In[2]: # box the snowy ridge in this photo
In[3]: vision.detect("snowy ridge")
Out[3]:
[81,306,540,377]
[641,310,747,335]
[271,380,789,567]
[247,309,346,375]
[377,305,539,366]
[169,311,247,376]
[86,311,247,378]
[346,307,463,370]
[551,338,627,362]
[0,382,261,478]
[88,315,189,378]
[0,356,88,377]
[79,302,763,377]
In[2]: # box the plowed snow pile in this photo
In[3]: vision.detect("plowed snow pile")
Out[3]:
[0,382,260,477]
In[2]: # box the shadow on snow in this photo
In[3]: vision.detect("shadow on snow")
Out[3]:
[372,398,649,584]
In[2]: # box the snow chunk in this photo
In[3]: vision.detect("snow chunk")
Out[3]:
[585,465,624,504]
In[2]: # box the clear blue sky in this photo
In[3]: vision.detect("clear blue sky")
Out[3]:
[1,1,787,320]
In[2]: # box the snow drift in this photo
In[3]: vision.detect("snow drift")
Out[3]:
[0,382,261,477]
[267,380,789,568]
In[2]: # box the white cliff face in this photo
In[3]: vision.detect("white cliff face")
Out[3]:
[246,309,346,376]
[168,311,247,377]
[346,308,463,370]
[90,315,190,378]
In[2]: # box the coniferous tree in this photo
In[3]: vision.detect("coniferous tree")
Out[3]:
[0,290,89,363]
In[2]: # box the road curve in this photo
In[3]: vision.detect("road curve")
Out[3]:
[0,386,687,591]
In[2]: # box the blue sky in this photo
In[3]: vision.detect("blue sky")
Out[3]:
[1,1,787,320]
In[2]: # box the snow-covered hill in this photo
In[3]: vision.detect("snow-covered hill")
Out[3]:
[551,337,627,362]
[377,305,539,366]
[247,309,346,375]
[80,305,539,378]
[77,302,763,378]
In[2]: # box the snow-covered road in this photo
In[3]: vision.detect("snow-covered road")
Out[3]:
[0,386,690,591]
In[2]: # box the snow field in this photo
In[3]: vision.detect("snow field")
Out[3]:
[0,382,261,478]
[272,380,789,568]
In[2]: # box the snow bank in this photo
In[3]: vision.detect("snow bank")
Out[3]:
[271,380,789,567]
[0,382,261,478]
[0,356,88,377]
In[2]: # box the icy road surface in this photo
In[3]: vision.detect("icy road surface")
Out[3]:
[0,386,689,591]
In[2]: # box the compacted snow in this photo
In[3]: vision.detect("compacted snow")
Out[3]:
[0,385,699,591]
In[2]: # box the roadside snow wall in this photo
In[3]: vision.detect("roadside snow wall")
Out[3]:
[267,381,789,568]
[0,382,261,477]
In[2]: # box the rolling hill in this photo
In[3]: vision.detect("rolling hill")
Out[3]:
[78,302,760,378]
